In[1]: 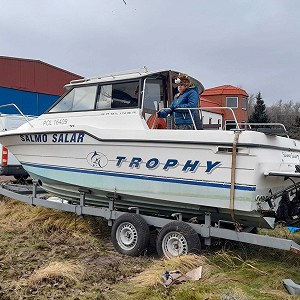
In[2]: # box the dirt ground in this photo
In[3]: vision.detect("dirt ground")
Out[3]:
[0,198,154,300]
[1,179,300,300]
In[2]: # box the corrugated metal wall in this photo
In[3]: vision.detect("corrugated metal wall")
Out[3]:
[0,56,82,96]
[0,56,83,116]
[0,87,59,115]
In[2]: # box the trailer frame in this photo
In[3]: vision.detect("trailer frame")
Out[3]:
[0,182,300,256]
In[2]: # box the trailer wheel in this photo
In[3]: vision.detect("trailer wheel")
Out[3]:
[156,221,201,258]
[111,213,150,256]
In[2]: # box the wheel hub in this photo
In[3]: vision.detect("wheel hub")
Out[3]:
[116,222,138,250]
[162,231,188,257]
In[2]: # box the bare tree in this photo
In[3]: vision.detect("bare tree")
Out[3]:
[267,100,300,139]
[247,94,255,117]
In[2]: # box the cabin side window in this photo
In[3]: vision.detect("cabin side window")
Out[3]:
[96,81,139,110]
[49,85,97,113]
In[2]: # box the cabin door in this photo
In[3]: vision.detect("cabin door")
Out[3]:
[141,78,167,129]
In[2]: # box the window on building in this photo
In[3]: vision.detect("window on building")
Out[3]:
[226,97,238,108]
[49,85,97,113]
[242,97,248,110]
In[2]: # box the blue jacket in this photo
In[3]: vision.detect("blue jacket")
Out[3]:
[159,86,199,125]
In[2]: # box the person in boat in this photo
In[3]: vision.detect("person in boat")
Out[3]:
[157,73,200,130]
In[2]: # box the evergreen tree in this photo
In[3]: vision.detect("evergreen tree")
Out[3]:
[248,92,270,123]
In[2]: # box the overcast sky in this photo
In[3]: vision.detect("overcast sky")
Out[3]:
[1,0,300,105]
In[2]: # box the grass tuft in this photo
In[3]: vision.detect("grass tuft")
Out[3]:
[20,261,86,286]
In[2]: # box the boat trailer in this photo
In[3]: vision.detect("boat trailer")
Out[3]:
[0,181,300,258]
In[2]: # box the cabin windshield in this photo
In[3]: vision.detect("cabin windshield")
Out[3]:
[48,80,140,113]
[49,85,97,113]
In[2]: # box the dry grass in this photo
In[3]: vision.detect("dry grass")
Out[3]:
[220,288,251,300]
[19,261,86,286]
[0,197,152,299]
[1,195,300,299]
[213,250,268,275]
[0,197,92,234]
[259,224,300,244]
[131,254,214,287]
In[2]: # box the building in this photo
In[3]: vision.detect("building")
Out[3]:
[0,56,82,116]
[200,85,249,130]
[199,97,223,129]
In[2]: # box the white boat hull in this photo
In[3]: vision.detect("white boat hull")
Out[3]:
[3,126,300,229]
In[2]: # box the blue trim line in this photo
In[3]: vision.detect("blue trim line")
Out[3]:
[22,162,256,192]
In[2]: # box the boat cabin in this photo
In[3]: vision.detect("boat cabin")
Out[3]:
[46,69,205,130]
[44,69,288,136]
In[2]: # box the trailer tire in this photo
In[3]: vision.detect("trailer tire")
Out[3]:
[156,221,201,258]
[111,213,150,256]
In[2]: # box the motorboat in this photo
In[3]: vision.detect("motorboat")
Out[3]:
[1,68,300,229]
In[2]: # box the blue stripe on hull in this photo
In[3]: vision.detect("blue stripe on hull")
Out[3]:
[22,162,256,192]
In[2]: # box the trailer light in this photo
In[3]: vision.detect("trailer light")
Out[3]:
[1,147,8,165]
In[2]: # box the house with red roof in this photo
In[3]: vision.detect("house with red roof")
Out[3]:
[200,85,249,130]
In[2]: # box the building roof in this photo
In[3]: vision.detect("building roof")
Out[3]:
[202,85,248,97]
[0,56,83,96]
[200,96,223,115]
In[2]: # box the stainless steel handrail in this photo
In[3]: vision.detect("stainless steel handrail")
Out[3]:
[241,122,289,137]
[243,122,287,131]
[198,107,239,129]
[0,103,34,128]
[154,106,240,130]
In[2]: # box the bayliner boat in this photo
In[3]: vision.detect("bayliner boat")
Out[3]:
[1,69,300,229]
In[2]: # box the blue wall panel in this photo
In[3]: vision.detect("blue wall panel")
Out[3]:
[0,87,59,115]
